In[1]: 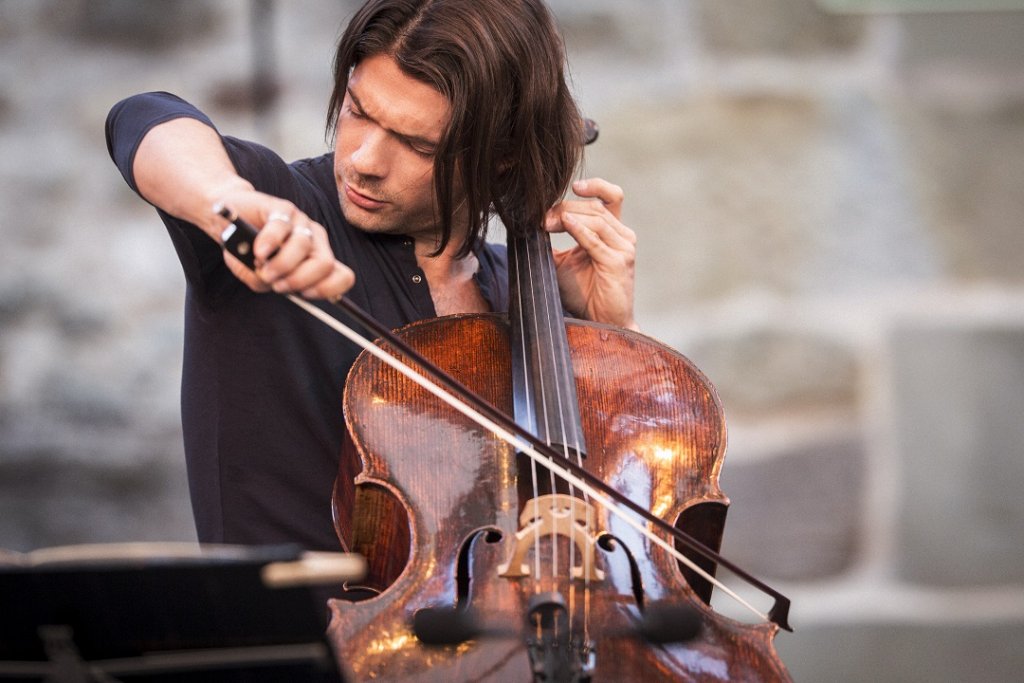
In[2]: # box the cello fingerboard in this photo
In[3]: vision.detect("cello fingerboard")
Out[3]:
[507,228,588,462]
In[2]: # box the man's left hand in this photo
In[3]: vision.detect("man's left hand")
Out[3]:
[546,178,638,331]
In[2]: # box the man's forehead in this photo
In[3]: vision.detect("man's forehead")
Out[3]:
[347,54,450,144]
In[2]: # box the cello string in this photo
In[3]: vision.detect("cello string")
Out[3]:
[522,237,553,584]
[521,234,562,585]
[285,293,772,624]
[512,237,546,591]
[541,228,596,638]
[528,229,591,638]
[522,231,573,635]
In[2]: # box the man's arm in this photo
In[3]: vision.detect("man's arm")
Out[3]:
[109,97,353,300]
[132,116,253,243]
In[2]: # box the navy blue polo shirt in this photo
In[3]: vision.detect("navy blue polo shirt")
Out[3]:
[106,92,509,550]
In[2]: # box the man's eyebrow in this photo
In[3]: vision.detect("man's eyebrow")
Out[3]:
[347,87,440,150]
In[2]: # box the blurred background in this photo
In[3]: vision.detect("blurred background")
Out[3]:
[1,0,1023,679]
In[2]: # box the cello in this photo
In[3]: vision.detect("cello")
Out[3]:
[311,218,794,679]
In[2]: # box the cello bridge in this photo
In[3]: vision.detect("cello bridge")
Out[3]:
[497,494,605,582]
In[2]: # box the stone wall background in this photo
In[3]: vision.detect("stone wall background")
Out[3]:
[2,0,1023,680]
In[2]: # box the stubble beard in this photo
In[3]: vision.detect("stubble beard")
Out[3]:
[337,182,444,242]
[336,174,401,236]
[338,193,390,234]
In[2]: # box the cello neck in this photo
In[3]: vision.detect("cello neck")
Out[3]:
[507,228,587,458]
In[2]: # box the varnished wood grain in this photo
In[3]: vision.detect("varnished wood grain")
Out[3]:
[329,314,791,681]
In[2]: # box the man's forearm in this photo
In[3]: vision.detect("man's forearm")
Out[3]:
[132,117,254,241]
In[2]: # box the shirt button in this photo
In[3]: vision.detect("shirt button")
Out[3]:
[411,274,423,284]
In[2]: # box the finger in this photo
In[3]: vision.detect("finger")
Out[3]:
[547,196,612,223]
[259,221,319,283]
[299,262,356,301]
[572,178,624,217]
[560,213,603,251]
[223,251,271,292]
[270,254,335,293]
[546,199,635,245]
[544,202,609,231]
[557,209,636,255]
[560,213,635,270]
[252,209,296,261]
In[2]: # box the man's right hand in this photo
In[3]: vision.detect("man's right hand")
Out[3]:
[213,191,355,301]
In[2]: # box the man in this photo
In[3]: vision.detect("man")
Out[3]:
[106,0,637,554]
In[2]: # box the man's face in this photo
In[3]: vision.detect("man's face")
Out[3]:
[334,54,455,242]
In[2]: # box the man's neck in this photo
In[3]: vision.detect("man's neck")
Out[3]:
[413,238,489,316]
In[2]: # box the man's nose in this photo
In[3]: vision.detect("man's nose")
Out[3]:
[350,129,389,179]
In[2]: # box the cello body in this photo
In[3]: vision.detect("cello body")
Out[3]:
[327,313,791,681]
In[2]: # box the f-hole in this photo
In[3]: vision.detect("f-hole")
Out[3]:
[675,501,729,605]
[457,528,503,604]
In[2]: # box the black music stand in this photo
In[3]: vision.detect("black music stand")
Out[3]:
[0,543,362,682]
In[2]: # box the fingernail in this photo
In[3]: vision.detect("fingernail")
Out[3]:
[573,179,587,191]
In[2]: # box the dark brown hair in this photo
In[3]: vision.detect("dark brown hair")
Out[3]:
[327,0,583,256]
